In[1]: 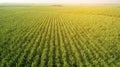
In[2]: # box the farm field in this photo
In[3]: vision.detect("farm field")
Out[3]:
[0,5,120,67]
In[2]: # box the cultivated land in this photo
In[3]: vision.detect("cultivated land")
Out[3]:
[0,5,120,67]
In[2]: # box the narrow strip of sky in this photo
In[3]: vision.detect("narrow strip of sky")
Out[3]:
[0,0,120,4]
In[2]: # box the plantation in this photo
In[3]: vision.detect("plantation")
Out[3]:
[0,5,120,67]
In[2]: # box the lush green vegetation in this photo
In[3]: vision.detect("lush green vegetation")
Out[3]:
[0,5,120,67]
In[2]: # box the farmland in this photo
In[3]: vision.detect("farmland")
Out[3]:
[0,5,120,67]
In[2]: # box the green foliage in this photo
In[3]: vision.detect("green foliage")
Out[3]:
[0,5,120,67]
